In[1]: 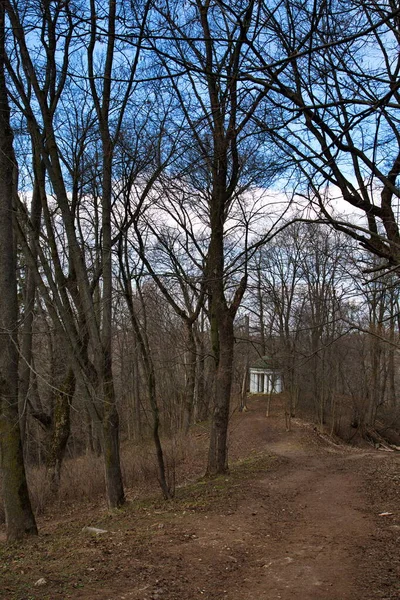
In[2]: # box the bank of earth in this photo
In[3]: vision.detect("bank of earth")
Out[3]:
[1,396,399,600]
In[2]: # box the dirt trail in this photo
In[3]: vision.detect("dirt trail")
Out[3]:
[229,440,374,599]
[147,420,389,600]
[76,403,398,600]
[1,398,399,600]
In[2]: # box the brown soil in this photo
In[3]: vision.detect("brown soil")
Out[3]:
[1,396,399,600]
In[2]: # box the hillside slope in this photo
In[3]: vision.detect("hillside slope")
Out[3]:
[1,397,399,600]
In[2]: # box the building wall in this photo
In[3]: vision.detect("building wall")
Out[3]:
[249,369,282,394]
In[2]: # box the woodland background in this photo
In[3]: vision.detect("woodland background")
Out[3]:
[1,0,400,541]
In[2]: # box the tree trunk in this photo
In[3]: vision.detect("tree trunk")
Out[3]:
[119,266,172,498]
[135,309,172,499]
[206,313,235,476]
[182,321,197,433]
[194,315,209,422]
[47,367,75,496]
[0,378,38,541]
[240,314,250,412]
[132,351,142,440]
[204,171,246,475]
[256,264,266,356]
[102,359,125,508]
[0,1,37,540]
[93,0,125,507]
[18,161,43,446]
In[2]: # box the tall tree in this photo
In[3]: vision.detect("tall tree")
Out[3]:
[4,0,126,507]
[152,0,279,475]
[0,0,37,541]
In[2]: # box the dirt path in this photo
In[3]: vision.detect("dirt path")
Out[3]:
[1,398,399,600]
[225,442,375,599]
[74,405,399,600]
[133,424,395,600]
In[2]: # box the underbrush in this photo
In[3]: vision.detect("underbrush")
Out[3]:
[0,430,209,525]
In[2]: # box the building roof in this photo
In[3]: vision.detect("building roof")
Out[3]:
[249,355,281,371]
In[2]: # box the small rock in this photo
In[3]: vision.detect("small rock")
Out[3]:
[34,578,47,587]
[82,526,108,534]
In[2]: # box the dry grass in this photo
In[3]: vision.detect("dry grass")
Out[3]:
[0,396,284,525]
[0,426,211,525]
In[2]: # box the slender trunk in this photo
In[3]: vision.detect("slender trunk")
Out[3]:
[206,188,230,475]
[256,267,266,356]
[94,0,124,506]
[137,321,171,498]
[18,273,35,446]
[266,391,272,417]
[102,369,125,507]
[368,327,381,427]
[85,404,95,454]
[388,298,397,406]
[100,137,123,503]
[194,323,208,421]
[182,321,197,433]
[101,147,125,507]
[205,178,246,474]
[132,310,171,499]
[0,2,37,540]
[18,161,43,445]
[240,314,250,412]
[388,345,396,407]
[147,362,172,499]
[47,367,75,495]
[119,249,172,498]
[132,350,142,440]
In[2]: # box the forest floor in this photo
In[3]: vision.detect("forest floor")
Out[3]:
[1,396,399,600]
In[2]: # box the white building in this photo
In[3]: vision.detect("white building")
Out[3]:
[249,356,283,394]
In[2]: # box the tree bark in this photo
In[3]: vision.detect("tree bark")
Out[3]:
[182,321,197,433]
[18,159,43,446]
[194,317,208,422]
[206,313,235,475]
[47,367,75,496]
[88,0,125,508]
[0,1,37,541]
[205,180,246,475]
[118,240,172,499]
[102,371,125,507]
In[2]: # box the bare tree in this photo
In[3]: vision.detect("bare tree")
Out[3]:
[0,0,37,541]
[247,224,308,422]
[246,0,400,268]
[4,0,127,506]
[151,0,281,475]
